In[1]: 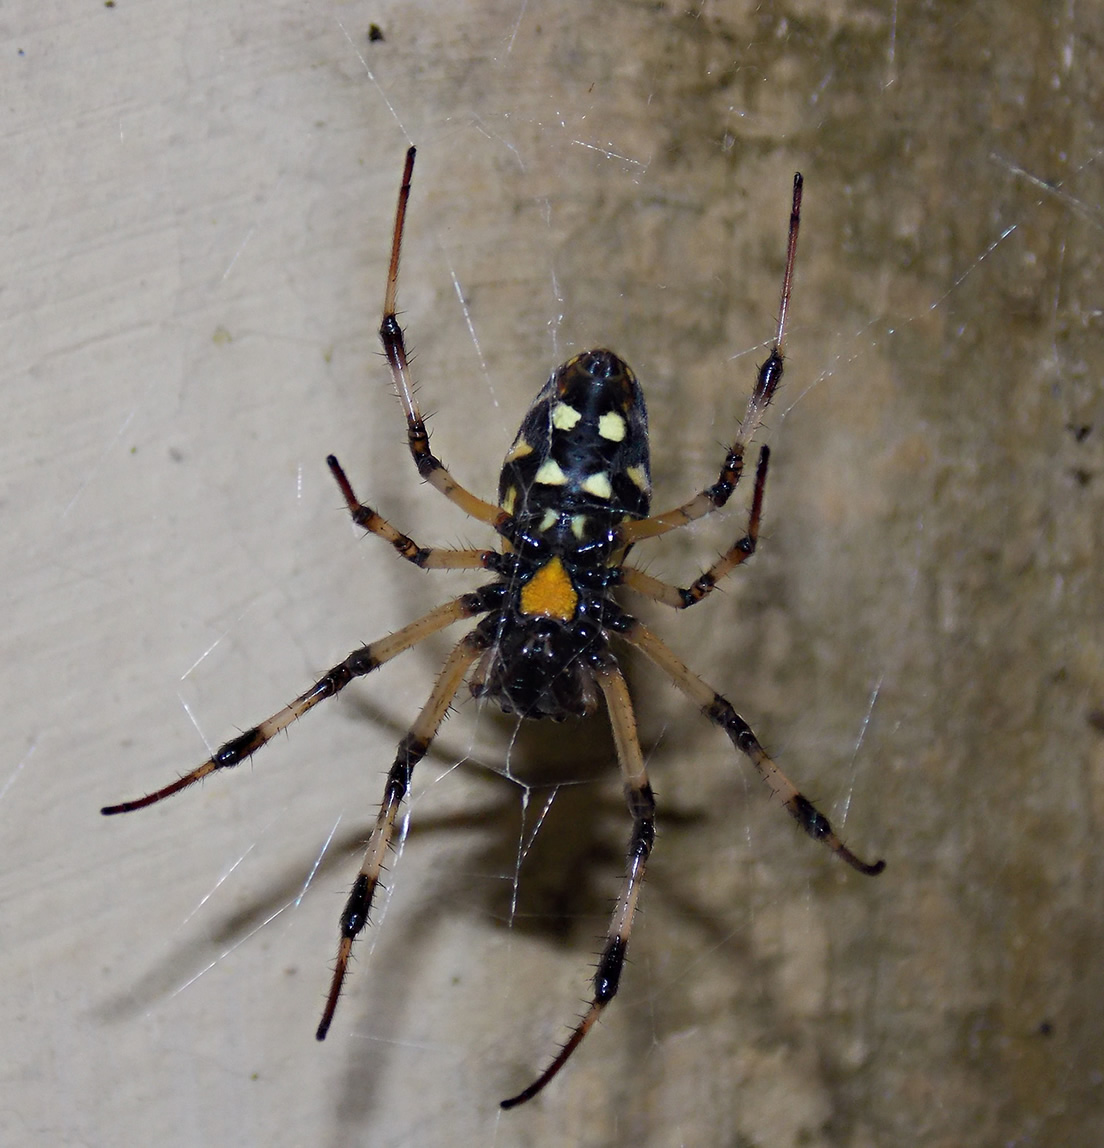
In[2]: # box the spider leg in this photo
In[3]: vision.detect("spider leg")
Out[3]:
[623,620,885,876]
[101,589,499,815]
[501,660,655,1109]
[379,147,510,533]
[619,173,802,547]
[328,454,496,570]
[619,444,770,609]
[315,627,490,1040]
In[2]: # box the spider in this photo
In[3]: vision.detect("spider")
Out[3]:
[103,147,885,1109]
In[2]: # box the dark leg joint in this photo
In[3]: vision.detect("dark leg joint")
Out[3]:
[755,350,784,403]
[790,794,832,842]
[631,819,655,858]
[789,794,886,877]
[462,583,507,615]
[625,781,656,822]
[412,450,439,479]
[593,936,626,1003]
[322,664,354,694]
[388,734,427,800]
[707,695,756,753]
[339,873,373,938]
[625,782,656,857]
[213,728,265,769]
[686,573,717,604]
[345,649,381,676]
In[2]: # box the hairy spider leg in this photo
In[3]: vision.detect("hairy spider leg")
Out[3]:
[624,621,885,876]
[327,454,497,571]
[618,443,771,609]
[379,147,511,533]
[103,147,882,1112]
[316,628,492,1040]
[500,660,655,1109]
[100,592,496,815]
[619,173,802,547]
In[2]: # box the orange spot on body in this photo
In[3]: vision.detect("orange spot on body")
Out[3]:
[520,557,578,620]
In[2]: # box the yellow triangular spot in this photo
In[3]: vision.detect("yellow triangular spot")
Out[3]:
[520,556,578,620]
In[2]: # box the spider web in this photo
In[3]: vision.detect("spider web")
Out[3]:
[11,2,1102,1146]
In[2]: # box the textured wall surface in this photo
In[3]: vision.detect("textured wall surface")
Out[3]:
[4,2,1102,1145]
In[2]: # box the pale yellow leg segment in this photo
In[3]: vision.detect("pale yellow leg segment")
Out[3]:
[617,446,766,607]
[316,629,489,1040]
[101,595,485,815]
[623,621,885,876]
[619,174,803,547]
[501,660,656,1108]
[328,453,495,570]
[378,147,510,531]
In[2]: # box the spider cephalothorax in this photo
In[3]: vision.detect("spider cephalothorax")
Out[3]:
[103,147,883,1110]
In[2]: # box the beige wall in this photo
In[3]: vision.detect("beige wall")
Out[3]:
[5,2,1102,1145]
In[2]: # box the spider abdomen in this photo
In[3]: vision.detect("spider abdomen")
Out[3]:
[498,349,653,539]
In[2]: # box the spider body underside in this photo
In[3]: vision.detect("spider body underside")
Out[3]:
[103,147,884,1110]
